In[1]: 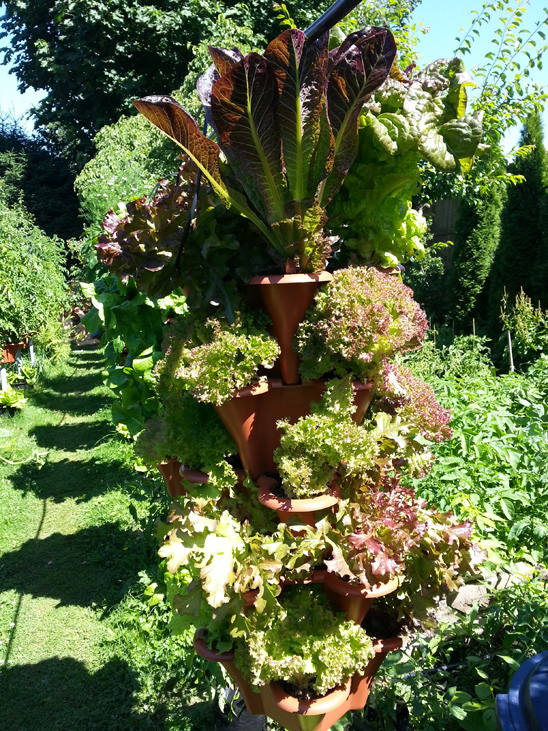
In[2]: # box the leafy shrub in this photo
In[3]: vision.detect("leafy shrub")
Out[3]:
[0,197,69,345]
[296,267,427,382]
[235,585,375,696]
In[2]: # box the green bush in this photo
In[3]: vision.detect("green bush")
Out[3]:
[0,195,69,345]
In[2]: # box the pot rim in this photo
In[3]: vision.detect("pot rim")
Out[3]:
[257,476,340,512]
[324,571,400,599]
[267,676,351,715]
[248,272,333,286]
[193,628,235,663]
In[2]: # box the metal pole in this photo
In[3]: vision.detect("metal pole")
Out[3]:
[305,0,363,40]
[507,330,515,373]
[0,366,7,392]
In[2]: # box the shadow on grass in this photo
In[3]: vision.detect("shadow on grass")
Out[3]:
[0,523,149,609]
[40,370,106,396]
[31,388,110,416]
[0,657,164,730]
[9,453,132,502]
[30,420,115,451]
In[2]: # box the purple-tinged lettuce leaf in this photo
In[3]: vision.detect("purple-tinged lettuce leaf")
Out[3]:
[320,27,397,205]
[196,64,220,131]
[264,29,333,202]
[208,46,244,77]
[211,53,290,224]
[133,95,280,251]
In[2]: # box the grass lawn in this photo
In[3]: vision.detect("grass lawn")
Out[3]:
[0,344,217,730]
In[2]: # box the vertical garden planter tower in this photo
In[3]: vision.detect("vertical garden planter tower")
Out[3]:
[95,13,485,729]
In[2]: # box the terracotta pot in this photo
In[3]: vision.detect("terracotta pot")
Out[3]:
[257,476,341,528]
[214,379,373,480]
[323,572,400,625]
[260,678,351,731]
[156,458,186,497]
[347,635,403,712]
[248,272,332,385]
[193,629,265,716]
[1,341,27,364]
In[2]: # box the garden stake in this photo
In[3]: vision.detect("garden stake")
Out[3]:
[507,330,515,372]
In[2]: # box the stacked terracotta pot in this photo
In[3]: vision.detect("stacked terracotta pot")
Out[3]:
[157,272,402,731]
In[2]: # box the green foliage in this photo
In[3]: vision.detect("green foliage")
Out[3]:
[0,197,69,344]
[74,114,179,233]
[296,267,427,382]
[404,340,548,566]
[423,1,548,202]
[402,246,447,324]
[0,386,27,410]
[488,110,548,330]
[32,320,71,366]
[329,58,483,266]
[449,187,504,329]
[0,114,81,239]
[156,313,280,406]
[499,288,548,370]
[135,391,236,470]
[81,276,187,436]
[235,585,375,696]
[0,0,268,167]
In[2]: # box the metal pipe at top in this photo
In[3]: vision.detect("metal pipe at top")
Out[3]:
[304,0,363,41]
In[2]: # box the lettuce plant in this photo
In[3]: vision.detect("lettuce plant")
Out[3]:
[275,377,430,498]
[132,27,397,272]
[328,58,484,266]
[235,585,375,696]
[296,267,428,382]
[155,311,280,405]
[373,362,453,443]
[135,391,237,470]
[325,476,480,627]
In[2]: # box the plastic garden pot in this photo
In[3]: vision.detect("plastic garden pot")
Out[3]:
[495,650,548,730]
[323,572,400,624]
[214,378,373,480]
[257,475,341,529]
[1,341,27,364]
[259,677,351,731]
[156,458,186,498]
[248,272,332,385]
[193,629,265,716]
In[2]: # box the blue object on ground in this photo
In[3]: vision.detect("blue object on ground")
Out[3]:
[496,650,548,729]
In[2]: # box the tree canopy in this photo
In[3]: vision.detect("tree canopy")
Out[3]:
[1,0,420,168]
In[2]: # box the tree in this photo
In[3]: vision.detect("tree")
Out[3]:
[1,0,421,169]
[449,188,503,330]
[0,114,81,239]
[488,109,548,332]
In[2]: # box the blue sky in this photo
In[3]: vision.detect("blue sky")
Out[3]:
[0,0,546,146]
[410,0,548,150]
